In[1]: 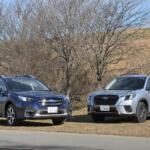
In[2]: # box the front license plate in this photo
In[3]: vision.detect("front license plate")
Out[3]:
[47,107,58,113]
[100,105,110,111]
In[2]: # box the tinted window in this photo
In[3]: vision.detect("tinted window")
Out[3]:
[146,78,150,90]
[105,77,146,90]
[4,78,49,92]
[0,80,6,91]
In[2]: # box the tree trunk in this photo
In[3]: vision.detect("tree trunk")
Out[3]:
[97,81,102,90]
[65,65,71,96]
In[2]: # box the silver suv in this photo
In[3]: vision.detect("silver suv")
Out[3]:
[88,74,150,123]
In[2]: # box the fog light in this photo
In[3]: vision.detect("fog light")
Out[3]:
[64,109,67,113]
[24,110,34,117]
[124,106,132,112]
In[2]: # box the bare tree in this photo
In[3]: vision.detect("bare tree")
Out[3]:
[0,0,149,105]
[83,0,149,88]
[0,0,4,35]
[44,0,88,96]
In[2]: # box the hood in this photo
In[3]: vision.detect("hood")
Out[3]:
[11,91,66,99]
[90,89,134,97]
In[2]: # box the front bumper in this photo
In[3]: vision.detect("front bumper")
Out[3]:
[34,113,68,119]
[88,99,135,116]
[16,102,72,120]
[24,108,70,119]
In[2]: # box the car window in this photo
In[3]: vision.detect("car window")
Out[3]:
[4,78,49,92]
[146,78,150,90]
[105,77,146,90]
[0,79,6,91]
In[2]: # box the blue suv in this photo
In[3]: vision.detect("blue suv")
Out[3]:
[0,75,72,126]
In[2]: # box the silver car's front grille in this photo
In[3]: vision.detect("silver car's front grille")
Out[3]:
[94,95,119,105]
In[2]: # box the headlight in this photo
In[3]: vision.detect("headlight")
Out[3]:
[64,96,70,102]
[88,96,91,104]
[121,93,136,101]
[18,96,34,102]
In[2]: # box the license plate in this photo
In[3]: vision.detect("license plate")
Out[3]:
[100,105,110,111]
[47,107,58,113]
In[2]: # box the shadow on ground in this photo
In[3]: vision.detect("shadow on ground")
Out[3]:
[0,145,101,150]
[67,114,146,124]
[0,119,52,127]
[0,115,150,127]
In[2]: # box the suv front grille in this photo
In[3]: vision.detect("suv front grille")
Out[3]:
[94,95,119,105]
[39,98,63,106]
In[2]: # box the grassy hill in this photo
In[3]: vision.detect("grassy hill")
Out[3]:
[111,28,150,75]
[0,28,150,109]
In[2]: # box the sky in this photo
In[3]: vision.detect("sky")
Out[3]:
[3,0,150,27]
[140,0,150,27]
[3,0,150,7]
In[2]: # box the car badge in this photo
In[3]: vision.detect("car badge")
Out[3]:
[49,99,56,103]
[103,96,109,100]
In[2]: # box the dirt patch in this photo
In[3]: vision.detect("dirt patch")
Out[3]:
[1,108,150,137]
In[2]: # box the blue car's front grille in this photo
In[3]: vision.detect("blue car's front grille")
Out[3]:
[39,98,63,106]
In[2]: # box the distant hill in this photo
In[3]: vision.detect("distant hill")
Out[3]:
[110,27,150,76]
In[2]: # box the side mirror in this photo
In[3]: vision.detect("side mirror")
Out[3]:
[146,88,150,91]
[0,88,7,96]
[49,88,52,91]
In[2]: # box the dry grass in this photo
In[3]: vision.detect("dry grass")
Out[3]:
[1,108,150,137]
[1,28,150,137]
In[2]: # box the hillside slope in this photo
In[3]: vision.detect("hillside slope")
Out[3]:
[0,28,150,109]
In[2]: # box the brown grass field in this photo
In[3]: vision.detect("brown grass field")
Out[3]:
[1,28,150,137]
[1,108,150,137]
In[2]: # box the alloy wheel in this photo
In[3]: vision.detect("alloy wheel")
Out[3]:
[6,105,16,126]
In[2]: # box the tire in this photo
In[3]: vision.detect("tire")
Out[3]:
[134,102,148,123]
[91,114,105,122]
[52,118,66,125]
[6,104,18,126]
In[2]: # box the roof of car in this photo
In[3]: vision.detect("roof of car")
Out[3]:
[119,74,148,78]
[4,77,33,79]
[0,75,35,79]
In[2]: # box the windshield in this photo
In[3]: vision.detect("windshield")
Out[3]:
[105,77,146,90]
[4,78,49,92]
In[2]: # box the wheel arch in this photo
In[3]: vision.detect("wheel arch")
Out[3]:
[138,99,149,110]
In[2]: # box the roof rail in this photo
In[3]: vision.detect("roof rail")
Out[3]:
[0,75,5,78]
[16,75,35,78]
[120,73,140,76]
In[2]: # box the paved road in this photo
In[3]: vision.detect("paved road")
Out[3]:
[0,130,150,150]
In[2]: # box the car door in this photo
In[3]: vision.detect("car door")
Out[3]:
[145,77,150,113]
[0,79,7,116]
